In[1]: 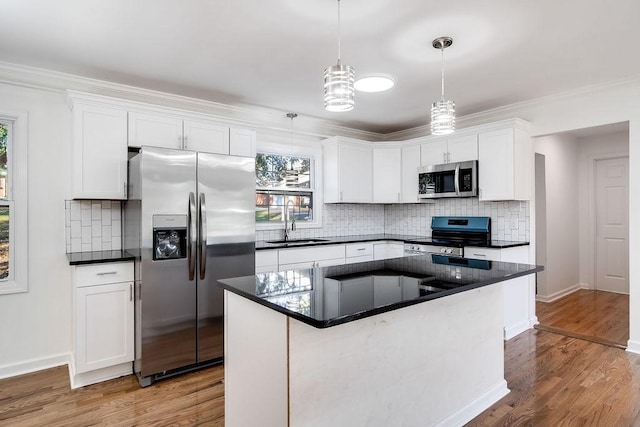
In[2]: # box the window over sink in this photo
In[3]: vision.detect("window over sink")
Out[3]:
[255,153,314,224]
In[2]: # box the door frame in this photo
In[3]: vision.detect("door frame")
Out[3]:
[587,152,629,290]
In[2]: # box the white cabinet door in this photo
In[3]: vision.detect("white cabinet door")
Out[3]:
[478,127,532,201]
[339,144,373,202]
[447,134,478,163]
[128,112,183,149]
[478,128,515,201]
[75,281,134,374]
[373,242,406,260]
[183,120,229,154]
[373,147,402,203]
[256,250,278,273]
[72,104,128,199]
[420,139,448,166]
[401,144,421,203]
[373,276,401,306]
[230,128,256,157]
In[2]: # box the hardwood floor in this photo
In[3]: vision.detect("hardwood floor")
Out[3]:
[536,289,629,348]
[467,329,640,425]
[0,364,225,426]
[2,327,640,425]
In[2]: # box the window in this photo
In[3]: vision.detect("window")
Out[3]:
[0,113,27,295]
[256,153,315,224]
[0,123,11,281]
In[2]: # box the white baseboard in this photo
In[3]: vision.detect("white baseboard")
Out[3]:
[536,283,582,303]
[504,320,531,340]
[0,353,70,380]
[435,380,509,427]
[626,340,640,355]
[69,362,133,389]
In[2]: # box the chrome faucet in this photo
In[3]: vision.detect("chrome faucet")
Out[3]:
[284,200,296,241]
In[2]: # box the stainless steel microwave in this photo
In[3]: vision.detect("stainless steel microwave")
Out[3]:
[417,160,478,199]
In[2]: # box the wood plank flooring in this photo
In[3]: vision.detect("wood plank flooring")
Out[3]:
[1,291,638,426]
[536,289,629,347]
[467,329,640,426]
[0,364,225,426]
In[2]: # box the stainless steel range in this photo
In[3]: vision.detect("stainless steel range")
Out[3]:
[404,216,491,257]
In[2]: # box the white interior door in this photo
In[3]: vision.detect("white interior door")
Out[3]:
[595,157,629,294]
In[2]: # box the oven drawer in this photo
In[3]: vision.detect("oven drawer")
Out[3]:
[464,247,501,261]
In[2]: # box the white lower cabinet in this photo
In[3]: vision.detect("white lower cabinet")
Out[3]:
[72,262,134,388]
[465,245,532,340]
[373,242,405,260]
[278,245,346,271]
[256,250,278,273]
[345,242,374,264]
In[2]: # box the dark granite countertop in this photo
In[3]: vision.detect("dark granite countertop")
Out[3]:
[67,250,136,266]
[256,234,529,250]
[218,254,543,329]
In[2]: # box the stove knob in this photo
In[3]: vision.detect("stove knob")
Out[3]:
[440,247,446,253]
[446,248,453,254]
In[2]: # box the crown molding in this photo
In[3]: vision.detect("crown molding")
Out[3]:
[381,74,640,141]
[1,60,639,143]
[0,61,381,141]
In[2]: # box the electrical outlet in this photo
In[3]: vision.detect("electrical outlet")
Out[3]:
[509,219,519,230]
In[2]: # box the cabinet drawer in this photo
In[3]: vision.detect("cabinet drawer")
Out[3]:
[278,245,345,265]
[465,247,501,261]
[75,262,134,288]
[345,242,374,258]
[256,250,278,268]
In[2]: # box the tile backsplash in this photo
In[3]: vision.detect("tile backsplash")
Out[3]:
[66,198,528,253]
[65,200,122,253]
[256,199,530,243]
[385,199,530,241]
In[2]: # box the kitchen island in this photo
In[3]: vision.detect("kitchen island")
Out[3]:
[218,255,542,427]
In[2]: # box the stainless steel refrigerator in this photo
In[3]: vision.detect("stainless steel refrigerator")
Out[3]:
[124,146,255,386]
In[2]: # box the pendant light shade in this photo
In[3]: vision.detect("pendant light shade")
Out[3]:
[324,0,354,112]
[430,36,455,135]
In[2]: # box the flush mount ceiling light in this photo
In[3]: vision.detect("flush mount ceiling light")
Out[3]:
[430,36,455,135]
[354,74,396,93]
[324,0,355,112]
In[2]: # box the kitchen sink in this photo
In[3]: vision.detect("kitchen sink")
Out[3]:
[266,238,330,245]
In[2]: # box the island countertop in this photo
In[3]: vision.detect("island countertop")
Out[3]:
[218,254,543,329]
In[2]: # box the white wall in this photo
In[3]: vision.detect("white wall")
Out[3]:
[0,84,73,377]
[577,130,629,287]
[450,81,640,352]
[534,134,580,300]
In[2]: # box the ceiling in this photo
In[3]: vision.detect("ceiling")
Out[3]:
[1,0,639,134]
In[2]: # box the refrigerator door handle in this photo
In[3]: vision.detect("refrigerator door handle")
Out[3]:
[188,192,196,281]
[198,192,207,280]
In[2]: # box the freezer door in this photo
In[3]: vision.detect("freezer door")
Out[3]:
[196,153,255,363]
[139,147,198,377]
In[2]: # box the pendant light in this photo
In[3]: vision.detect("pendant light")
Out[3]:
[324,0,355,112]
[430,36,455,135]
[285,113,299,186]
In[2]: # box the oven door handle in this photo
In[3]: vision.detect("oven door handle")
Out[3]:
[454,163,460,195]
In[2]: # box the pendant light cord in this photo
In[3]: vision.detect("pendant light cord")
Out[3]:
[440,45,445,100]
[337,0,342,65]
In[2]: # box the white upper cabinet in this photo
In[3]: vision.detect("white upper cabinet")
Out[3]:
[373,147,402,203]
[229,128,257,157]
[71,103,128,200]
[400,144,421,203]
[323,137,373,203]
[420,134,478,166]
[478,126,532,201]
[447,134,478,163]
[183,119,229,154]
[128,112,183,149]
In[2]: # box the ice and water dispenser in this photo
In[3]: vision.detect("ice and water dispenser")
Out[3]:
[152,215,188,261]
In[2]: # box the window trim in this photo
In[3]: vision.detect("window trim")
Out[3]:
[0,111,28,295]
[255,145,323,231]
